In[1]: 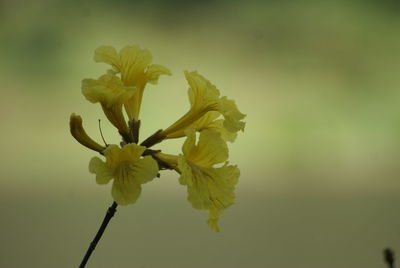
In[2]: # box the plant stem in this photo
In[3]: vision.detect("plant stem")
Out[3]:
[79,201,118,268]
[384,248,395,268]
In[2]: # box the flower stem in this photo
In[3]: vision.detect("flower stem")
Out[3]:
[384,248,395,268]
[79,201,118,268]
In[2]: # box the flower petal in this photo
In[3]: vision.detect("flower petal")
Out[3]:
[146,64,171,84]
[94,46,120,68]
[110,155,158,205]
[103,143,146,168]
[89,157,113,185]
[187,111,237,142]
[111,175,142,205]
[118,143,147,163]
[192,111,220,128]
[185,71,220,111]
[205,119,237,142]
[162,111,218,139]
[102,145,121,167]
[178,158,240,231]
[182,128,196,156]
[120,46,152,69]
[130,156,159,184]
[219,96,246,132]
[186,129,228,167]
[179,161,239,210]
[118,46,152,86]
[207,208,223,232]
[81,73,135,107]
[95,143,159,205]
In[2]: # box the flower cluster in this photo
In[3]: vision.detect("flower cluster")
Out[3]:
[70,45,245,231]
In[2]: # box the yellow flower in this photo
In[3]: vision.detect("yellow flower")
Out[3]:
[177,129,240,232]
[94,45,171,121]
[160,71,245,141]
[82,72,135,140]
[69,113,105,153]
[89,143,159,205]
[166,111,237,142]
[71,45,244,233]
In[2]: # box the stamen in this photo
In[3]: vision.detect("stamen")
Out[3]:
[98,119,108,146]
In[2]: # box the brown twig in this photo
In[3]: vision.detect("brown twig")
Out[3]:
[79,202,118,268]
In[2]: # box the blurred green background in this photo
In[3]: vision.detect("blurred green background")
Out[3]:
[1,0,400,267]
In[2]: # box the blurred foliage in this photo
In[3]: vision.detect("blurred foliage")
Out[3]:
[1,0,400,183]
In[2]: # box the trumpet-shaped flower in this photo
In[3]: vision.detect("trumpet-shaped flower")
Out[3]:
[177,129,240,231]
[89,143,159,205]
[166,111,237,142]
[160,71,245,141]
[94,45,171,121]
[82,73,135,139]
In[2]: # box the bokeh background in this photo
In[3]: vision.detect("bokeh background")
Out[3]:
[1,0,400,267]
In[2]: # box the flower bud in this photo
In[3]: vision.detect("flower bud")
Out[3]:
[70,113,105,153]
